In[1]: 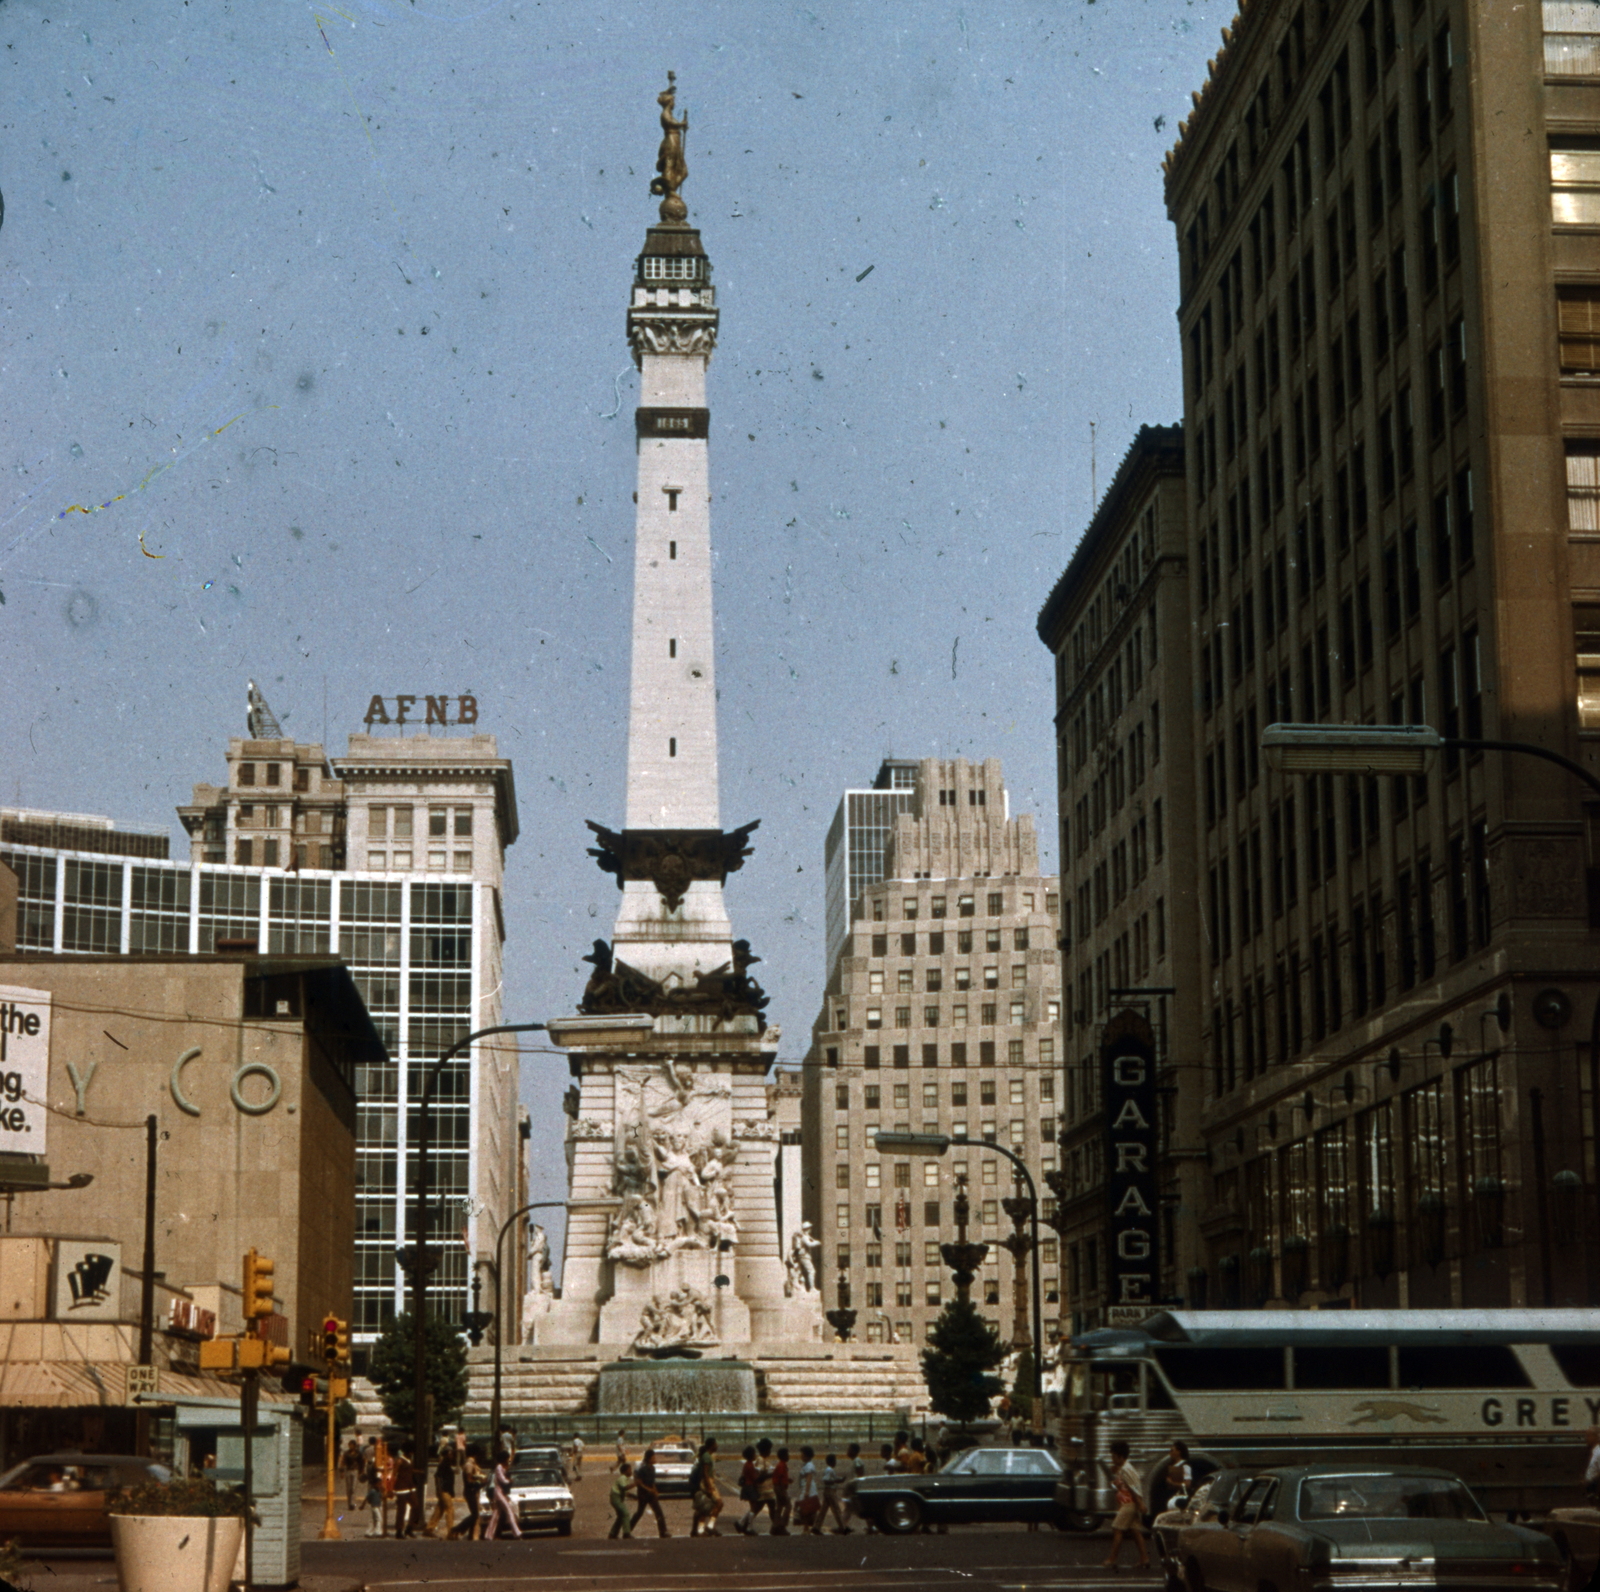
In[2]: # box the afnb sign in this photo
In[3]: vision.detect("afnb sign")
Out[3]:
[1101,1009,1159,1313]
[363,694,479,727]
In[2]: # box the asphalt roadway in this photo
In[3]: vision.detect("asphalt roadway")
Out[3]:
[300,1530,1164,1592]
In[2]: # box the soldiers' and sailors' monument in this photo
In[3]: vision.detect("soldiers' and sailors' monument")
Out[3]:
[527,79,844,1406]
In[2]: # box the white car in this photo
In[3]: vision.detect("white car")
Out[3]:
[649,1444,698,1498]
[503,1456,574,1535]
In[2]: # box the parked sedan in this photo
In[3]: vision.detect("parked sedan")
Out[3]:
[1176,1465,1564,1592]
[854,1445,1064,1534]
[0,1454,171,1551]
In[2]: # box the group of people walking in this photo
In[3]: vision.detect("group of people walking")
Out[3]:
[339,1434,520,1540]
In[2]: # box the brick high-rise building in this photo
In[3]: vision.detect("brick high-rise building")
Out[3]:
[1036,425,1204,1329]
[803,758,1063,1347]
[1162,0,1600,1307]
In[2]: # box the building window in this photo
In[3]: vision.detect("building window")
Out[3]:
[931,895,947,918]
[903,899,919,919]
[836,1124,850,1150]
[392,806,414,839]
[837,1203,851,1231]
[1010,999,1026,1023]
[866,1008,882,1029]
[893,1162,912,1188]
[238,763,256,787]
[1011,964,1027,987]
[865,1162,881,1188]
[1553,144,1600,224]
[895,1006,911,1028]
[836,1164,851,1188]
[897,968,914,993]
[923,1162,940,1187]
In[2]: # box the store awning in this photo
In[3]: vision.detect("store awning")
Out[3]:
[0,1361,294,1409]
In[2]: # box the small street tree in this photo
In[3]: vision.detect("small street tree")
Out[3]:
[367,1311,469,1434]
[920,1296,1008,1424]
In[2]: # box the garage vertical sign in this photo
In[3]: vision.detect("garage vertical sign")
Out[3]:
[1101,1008,1157,1320]
[0,987,50,1153]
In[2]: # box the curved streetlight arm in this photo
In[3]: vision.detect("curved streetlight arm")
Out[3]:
[1442,737,1600,804]
[488,1198,570,1446]
[411,1023,548,1469]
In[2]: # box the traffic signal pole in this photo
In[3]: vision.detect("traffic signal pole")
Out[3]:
[241,1367,257,1592]
[321,1381,339,1541]
[318,1314,349,1541]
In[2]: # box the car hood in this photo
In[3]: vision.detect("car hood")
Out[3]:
[1310,1520,1559,1561]
[509,1485,572,1502]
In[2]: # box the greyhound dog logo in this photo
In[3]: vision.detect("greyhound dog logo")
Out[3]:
[67,1253,115,1310]
[1348,1399,1448,1425]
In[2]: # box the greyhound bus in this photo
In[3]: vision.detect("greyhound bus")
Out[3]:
[1057,1310,1600,1523]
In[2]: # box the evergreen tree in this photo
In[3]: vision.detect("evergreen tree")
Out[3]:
[920,1297,1008,1423]
[367,1311,470,1432]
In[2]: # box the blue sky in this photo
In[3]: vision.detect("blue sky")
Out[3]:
[0,0,1219,1229]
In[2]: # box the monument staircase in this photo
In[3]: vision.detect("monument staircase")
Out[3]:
[458,1343,930,1422]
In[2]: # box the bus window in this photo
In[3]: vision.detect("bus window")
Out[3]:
[1552,1344,1600,1386]
[1154,1346,1287,1390]
[1396,1345,1529,1389]
[1293,1346,1391,1389]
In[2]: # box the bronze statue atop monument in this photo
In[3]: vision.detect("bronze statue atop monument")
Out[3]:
[650,72,690,222]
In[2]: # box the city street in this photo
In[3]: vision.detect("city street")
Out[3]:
[299,1530,1158,1592]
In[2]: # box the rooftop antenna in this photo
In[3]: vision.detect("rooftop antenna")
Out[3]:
[246,679,283,740]
[1090,419,1098,510]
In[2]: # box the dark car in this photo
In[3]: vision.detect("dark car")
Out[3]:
[854,1445,1065,1534]
[1176,1464,1564,1592]
[1153,1469,1252,1592]
[1530,1505,1600,1592]
[0,1454,171,1551]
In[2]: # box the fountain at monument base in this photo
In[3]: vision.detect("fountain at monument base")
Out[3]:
[597,1358,758,1417]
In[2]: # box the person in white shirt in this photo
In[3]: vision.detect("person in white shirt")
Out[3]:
[1103,1438,1150,1570]
[1585,1425,1600,1496]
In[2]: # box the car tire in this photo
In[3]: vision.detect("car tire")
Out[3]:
[1060,1510,1103,1532]
[882,1498,924,1535]
[557,1521,572,1537]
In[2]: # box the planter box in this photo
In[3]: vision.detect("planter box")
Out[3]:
[111,1513,243,1592]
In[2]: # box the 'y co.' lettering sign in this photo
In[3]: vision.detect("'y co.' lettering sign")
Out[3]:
[1101,1008,1159,1316]
[363,694,479,728]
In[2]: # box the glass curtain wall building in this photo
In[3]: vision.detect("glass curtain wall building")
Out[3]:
[1,727,519,1343]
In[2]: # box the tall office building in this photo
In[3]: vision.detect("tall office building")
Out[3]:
[2,707,521,1343]
[822,760,920,977]
[1162,0,1598,1307]
[803,758,1063,1347]
[1036,425,1204,1328]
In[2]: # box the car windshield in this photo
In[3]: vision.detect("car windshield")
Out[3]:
[1299,1475,1486,1522]
[655,1450,694,1464]
[511,1467,563,1488]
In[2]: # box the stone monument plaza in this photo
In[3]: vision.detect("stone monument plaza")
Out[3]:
[467,82,924,1420]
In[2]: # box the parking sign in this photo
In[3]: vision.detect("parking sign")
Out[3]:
[0,987,49,1156]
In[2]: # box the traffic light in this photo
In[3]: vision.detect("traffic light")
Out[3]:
[242,1249,275,1320]
[321,1315,348,1363]
[298,1372,317,1409]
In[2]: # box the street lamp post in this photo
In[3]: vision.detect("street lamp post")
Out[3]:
[407,1023,549,1468]
[875,1130,1044,1412]
[487,1196,622,1443]
[406,1015,653,1466]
